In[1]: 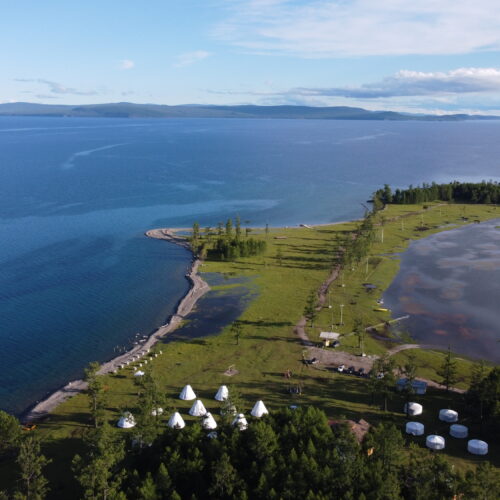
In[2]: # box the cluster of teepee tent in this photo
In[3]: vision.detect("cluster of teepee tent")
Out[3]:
[117,383,270,432]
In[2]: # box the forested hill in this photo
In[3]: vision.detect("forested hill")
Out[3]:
[0,102,499,121]
[373,181,500,206]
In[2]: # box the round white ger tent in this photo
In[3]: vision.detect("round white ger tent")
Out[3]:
[251,400,269,418]
[168,412,186,429]
[189,399,207,417]
[214,385,229,401]
[179,384,196,400]
[439,409,458,422]
[404,402,423,416]
[232,413,248,431]
[117,412,136,429]
[202,412,218,430]
[449,424,468,438]
[468,439,488,455]
[134,370,145,377]
[426,435,445,450]
[405,422,424,436]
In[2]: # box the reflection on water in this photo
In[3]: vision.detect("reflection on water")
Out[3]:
[384,219,500,363]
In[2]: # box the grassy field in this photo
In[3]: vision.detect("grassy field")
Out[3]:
[2,203,499,496]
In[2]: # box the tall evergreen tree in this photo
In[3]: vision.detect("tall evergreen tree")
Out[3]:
[15,435,51,500]
[84,361,107,428]
[437,347,458,393]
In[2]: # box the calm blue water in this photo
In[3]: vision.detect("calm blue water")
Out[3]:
[384,219,500,363]
[1,116,500,415]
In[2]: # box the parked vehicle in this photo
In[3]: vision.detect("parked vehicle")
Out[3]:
[337,364,346,372]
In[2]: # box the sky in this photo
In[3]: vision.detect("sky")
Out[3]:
[2,0,500,114]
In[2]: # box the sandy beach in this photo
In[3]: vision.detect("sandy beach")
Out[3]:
[23,229,209,423]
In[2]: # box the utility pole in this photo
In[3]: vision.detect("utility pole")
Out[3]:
[339,304,344,326]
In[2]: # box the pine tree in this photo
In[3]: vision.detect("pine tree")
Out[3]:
[437,346,458,392]
[0,410,21,458]
[304,290,318,328]
[15,435,51,500]
[83,361,106,428]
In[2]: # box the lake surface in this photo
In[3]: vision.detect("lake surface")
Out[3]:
[384,220,500,363]
[1,116,500,414]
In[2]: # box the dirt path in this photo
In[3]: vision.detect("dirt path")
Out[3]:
[293,234,465,392]
[23,229,210,422]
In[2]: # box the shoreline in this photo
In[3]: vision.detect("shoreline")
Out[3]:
[20,221,352,422]
[22,228,210,423]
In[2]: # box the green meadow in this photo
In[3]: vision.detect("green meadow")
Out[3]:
[2,203,498,494]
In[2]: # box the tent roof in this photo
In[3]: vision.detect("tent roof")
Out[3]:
[168,412,185,429]
[189,399,207,417]
[319,331,341,340]
[214,385,229,401]
[202,412,217,430]
[179,384,196,400]
[251,400,269,417]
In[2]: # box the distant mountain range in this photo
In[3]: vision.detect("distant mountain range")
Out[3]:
[0,102,498,121]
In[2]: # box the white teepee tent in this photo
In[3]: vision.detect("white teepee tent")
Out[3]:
[117,412,136,429]
[202,412,217,430]
[449,424,468,438]
[405,422,424,436]
[404,402,423,416]
[232,413,248,431]
[426,435,445,450]
[439,409,458,422]
[179,384,196,400]
[467,439,488,455]
[168,412,186,429]
[214,385,229,401]
[251,400,269,418]
[189,399,207,417]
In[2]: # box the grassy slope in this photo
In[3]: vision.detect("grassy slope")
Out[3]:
[3,203,499,496]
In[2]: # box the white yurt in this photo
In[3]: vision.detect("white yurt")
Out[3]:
[468,439,488,455]
[134,370,145,377]
[202,412,218,430]
[117,412,136,429]
[251,400,269,418]
[426,435,445,450]
[189,399,207,417]
[179,384,196,400]
[151,407,164,417]
[168,412,186,429]
[214,385,229,401]
[449,424,468,438]
[405,422,425,436]
[404,402,423,416]
[439,409,458,422]
[232,413,248,431]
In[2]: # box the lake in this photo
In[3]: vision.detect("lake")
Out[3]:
[1,116,499,414]
[383,219,500,363]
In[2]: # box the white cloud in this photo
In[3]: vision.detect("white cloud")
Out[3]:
[292,68,500,98]
[120,59,135,70]
[15,78,99,96]
[214,1,500,57]
[174,51,211,67]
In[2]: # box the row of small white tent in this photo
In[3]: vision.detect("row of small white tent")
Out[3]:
[404,403,460,423]
[405,423,488,455]
[406,422,469,438]
[179,384,228,402]
[117,400,269,430]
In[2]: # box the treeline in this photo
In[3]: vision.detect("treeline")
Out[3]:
[373,181,499,207]
[1,368,499,499]
[190,217,267,261]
